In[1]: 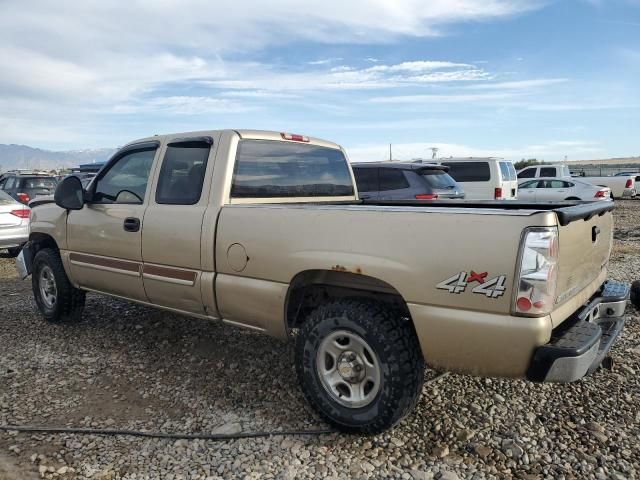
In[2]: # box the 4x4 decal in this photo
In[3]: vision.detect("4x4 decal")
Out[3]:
[436,271,506,298]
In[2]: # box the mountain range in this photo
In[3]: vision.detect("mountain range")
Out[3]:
[0,144,116,172]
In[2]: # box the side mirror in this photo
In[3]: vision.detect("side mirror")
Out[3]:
[54,176,85,210]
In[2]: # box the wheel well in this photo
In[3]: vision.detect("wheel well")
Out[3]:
[29,233,59,255]
[285,270,411,333]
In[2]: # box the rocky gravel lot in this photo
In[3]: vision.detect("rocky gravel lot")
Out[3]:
[1,200,640,480]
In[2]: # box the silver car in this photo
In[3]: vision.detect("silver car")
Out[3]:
[0,190,30,256]
[518,177,612,202]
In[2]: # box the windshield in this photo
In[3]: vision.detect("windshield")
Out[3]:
[420,170,458,189]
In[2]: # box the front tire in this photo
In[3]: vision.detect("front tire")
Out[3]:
[32,248,85,322]
[295,298,424,434]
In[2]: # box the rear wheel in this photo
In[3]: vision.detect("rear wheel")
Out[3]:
[32,248,85,322]
[295,298,424,434]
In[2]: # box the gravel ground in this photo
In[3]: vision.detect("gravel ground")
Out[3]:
[1,200,639,480]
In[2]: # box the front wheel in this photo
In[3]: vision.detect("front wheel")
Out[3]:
[32,248,85,322]
[295,298,424,434]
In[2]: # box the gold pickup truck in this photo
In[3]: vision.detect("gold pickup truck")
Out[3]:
[17,130,630,433]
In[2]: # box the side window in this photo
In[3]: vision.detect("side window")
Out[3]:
[442,162,491,182]
[4,177,16,190]
[353,168,378,192]
[565,182,574,188]
[0,178,5,189]
[231,140,354,198]
[156,139,212,205]
[517,168,535,179]
[378,169,409,191]
[549,180,566,188]
[539,167,556,177]
[519,180,537,188]
[93,148,156,204]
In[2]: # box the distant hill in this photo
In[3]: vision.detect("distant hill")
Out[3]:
[0,144,116,172]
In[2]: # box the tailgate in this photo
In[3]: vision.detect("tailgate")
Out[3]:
[555,209,612,309]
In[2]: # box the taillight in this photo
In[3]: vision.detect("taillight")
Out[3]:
[514,227,559,316]
[494,187,502,199]
[594,190,607,198]
[10,208,30,218]
[280,132,309,142]
[415,193,438,200]
[625,178,633,188]
[17,192,30,203]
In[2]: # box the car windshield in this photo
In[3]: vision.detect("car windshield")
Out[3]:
[420,170,458,189]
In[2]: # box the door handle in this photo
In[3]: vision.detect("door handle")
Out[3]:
[123,217,141,232]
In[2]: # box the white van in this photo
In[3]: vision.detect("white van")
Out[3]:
[439,158,518,200]
[517,164,571,179]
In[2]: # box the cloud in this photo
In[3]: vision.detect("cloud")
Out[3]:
[370,92,520,104]
[467,78,569,90]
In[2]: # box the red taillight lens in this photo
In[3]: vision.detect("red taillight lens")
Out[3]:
[10,209,30,218]
[494,187,502,199]
[17,192,30,203]
[625,179,633,188]
[516,297,532,311]
[415,193,438,200]
[594,190,607,198]
[280,132,309,142]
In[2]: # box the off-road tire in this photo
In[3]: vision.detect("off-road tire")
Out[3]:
[32,248,85,323]
[295,298,424,434]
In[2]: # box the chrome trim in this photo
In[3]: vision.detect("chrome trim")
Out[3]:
[222,318,266,332]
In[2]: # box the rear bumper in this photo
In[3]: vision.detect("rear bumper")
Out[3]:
[0,231,29,249]
[622,188,636,198]
[526,280,629,382]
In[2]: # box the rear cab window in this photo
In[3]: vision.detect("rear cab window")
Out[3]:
[539,167,556,177]
[441,162,491,182]
[231,140,354,199]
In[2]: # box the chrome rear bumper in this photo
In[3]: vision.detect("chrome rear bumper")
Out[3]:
[527,280,629,383]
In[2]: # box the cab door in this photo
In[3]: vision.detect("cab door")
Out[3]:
[66,142,160,301]
[141,136,216,314]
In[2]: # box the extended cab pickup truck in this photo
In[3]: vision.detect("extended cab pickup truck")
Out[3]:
[17,130,630,433]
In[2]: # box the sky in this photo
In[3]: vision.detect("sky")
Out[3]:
[0,0,639,162]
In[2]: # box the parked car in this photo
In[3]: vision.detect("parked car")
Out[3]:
[352,162,464,200]
[517,164,571,179]
[516,165,635,200]
[0,173,58,205]
[518,178,611,202]
[19,129,629,434]
[438,157,517,200]
[0,190,30,257]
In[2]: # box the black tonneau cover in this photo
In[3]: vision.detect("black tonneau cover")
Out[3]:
[357,199,614,226]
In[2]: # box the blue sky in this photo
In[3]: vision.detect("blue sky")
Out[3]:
[0,0,638,161]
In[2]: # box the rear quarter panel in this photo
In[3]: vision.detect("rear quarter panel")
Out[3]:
[215,204,556,321]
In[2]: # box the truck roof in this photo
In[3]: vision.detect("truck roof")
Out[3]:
[122,129,342,151]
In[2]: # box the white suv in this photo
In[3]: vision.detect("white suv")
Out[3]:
[440,157,518,200]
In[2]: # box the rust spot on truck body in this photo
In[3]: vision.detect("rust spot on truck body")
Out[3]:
[331,265,363,274]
